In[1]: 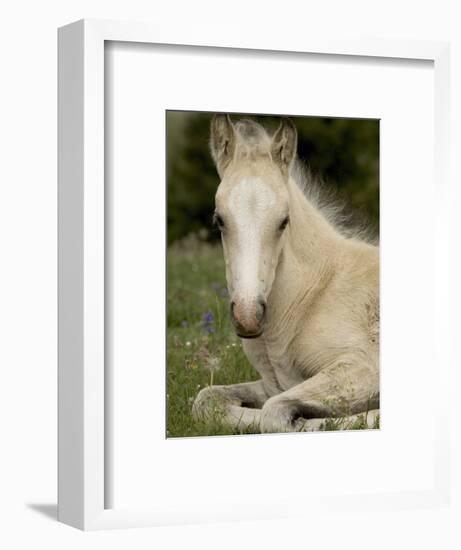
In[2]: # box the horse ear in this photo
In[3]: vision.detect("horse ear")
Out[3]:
[271,118,297,173]
[210,114,236,178]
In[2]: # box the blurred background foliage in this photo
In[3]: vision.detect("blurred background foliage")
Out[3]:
[167,111,379,244]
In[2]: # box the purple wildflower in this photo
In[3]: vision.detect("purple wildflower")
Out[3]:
[202,311,215,333]
[203,311,214,324]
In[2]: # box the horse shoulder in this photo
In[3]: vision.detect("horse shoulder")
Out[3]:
[304,241,379,355]
[340,241,380,348]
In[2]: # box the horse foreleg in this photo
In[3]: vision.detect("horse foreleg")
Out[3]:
[294,409,380,432]
[260,362,379,433]
[192,379,268,432]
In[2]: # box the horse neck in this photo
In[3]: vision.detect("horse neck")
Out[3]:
[288,177,340,264]
[268,177,340,315]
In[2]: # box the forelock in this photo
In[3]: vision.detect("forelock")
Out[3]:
[233,119,272,161]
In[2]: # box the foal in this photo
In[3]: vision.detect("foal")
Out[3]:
[193,115,379,433]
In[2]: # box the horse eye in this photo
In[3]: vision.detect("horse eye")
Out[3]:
[214,213,225,229]
[279,216,290,231]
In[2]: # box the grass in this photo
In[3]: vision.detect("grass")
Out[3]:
[167,235,379,437]
[167,236,259,438]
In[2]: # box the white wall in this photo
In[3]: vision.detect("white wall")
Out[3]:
[1,1,460,548]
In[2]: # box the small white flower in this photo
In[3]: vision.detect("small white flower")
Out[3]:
[185,341,191,347]
[204,356,221,373]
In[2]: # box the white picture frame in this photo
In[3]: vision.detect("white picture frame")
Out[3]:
[58,18,452,531]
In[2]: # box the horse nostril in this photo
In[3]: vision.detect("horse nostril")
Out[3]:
[230,301,236,317]
[257,298,267,322]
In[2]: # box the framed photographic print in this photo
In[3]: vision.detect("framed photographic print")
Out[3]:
[58,19,453,531]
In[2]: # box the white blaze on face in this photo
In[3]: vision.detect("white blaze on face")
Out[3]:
[226,178,276,301]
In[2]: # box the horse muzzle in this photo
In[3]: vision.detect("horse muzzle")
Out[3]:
[230,297,266,339]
